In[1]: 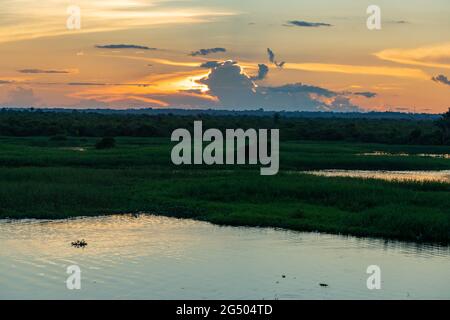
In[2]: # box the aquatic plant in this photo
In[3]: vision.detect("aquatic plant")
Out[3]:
[71,239,88,248]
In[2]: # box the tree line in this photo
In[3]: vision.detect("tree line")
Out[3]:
[0,108,449,145]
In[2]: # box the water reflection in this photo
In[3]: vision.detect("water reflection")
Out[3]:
[304,170,450,183]
[359,151,450,159]
[1,215,449,300]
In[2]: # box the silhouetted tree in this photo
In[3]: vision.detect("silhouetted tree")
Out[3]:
[408,128,422,143]
[273,112,281,124]
[437,108,450,144]
[0,110,446,145]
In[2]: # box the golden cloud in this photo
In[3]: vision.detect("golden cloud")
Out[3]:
[0,0,236,43]
[374,43,450,69]
[285,62,429,79]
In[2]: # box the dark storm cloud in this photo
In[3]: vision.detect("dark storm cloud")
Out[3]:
[95,44,156,50]
[251,64,269,81]
[18,69,70,74]
[190,48,227,56]
[432,74,450,86]
[198,61,361,111]
[285,20,332,27]
[199,61,256,107]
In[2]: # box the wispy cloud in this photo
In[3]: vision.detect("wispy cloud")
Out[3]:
[97,54,200,67]
[353,92,377,98]
[67,69,216,109]
[267,48,275,63]
[265,83,335,97]
[285,62,429,79]
[200,61,221,68]
[0,0,236,44]
[375,43,450,69]
[95,44,156,50]
[432,74,450,86]
[190,48,226,56]
[285,20,332,27]
[67,82,151,87]
[267,48,285,68]
[18,69,72,74]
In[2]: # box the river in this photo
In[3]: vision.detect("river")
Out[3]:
[0,215,449,299]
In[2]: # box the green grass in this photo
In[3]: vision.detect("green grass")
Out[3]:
[0,136,449,243]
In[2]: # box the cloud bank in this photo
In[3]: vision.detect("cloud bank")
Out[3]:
[197,61,361,111]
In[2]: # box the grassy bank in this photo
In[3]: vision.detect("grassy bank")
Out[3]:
[0,137,449,243]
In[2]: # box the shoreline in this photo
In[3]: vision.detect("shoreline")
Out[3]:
[2,208,450,246]
[1,137,449,245]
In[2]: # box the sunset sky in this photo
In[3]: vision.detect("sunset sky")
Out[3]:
[0,0,449,113]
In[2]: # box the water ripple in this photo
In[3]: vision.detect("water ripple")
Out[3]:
[1,215,449,299]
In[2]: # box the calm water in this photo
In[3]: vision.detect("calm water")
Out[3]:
[359,152,450,159]
[1,215,449,300]
[304,170,450,183]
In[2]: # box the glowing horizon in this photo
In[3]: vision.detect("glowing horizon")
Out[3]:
[0,0,449,113]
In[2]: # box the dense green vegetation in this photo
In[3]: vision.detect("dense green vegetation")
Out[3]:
[0,109,449,145]
[95,137,116,149]
[0,135,449,243]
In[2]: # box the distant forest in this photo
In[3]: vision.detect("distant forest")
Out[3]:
[0,108,449,145]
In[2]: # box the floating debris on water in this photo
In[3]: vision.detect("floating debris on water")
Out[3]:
[71,239,88,248]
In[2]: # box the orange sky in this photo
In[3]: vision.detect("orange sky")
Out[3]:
[0,0,449,113]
